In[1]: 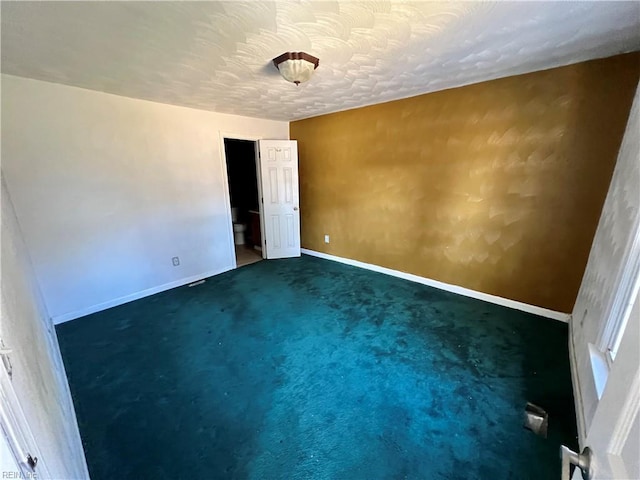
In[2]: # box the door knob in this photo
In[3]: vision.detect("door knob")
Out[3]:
[294,207,299,211]
[561,445,591,480]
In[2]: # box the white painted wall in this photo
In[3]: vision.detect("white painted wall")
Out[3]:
[1,75,288,323]
[1,176,89,478]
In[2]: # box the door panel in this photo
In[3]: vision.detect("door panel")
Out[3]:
[258,140,300,259]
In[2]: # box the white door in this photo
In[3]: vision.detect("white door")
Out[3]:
[571,201,640,480]
[572,285,639,480]
[258,140,301,259]
[569,302,640,480]
[0,342,49,479]
[565,83,640,480]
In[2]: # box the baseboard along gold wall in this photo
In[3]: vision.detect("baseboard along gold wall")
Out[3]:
[290,53,640,312]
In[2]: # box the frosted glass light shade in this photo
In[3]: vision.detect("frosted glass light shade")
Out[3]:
[273,52,319,85]
[277,59,315,84]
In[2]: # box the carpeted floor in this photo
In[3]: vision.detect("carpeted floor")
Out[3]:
[56,255,577,480]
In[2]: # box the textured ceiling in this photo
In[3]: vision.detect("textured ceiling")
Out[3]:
[2,1,640,121]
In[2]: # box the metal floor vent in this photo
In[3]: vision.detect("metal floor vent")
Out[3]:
[524,402,548,438]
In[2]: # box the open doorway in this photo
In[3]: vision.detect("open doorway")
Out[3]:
[224,138,263,268]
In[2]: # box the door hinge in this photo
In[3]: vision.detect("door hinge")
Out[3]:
[26,453,38,471]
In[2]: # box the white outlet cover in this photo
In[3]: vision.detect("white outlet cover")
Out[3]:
[324,235,330,243]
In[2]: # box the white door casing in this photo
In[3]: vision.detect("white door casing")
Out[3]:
[258,140,301,259]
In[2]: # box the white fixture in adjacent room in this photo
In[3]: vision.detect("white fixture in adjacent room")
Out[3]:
[232,207,247,245]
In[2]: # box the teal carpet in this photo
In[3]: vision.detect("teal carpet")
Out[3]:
[56,255,577,479]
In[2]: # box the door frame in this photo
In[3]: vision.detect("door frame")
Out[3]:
[218,132,266,269]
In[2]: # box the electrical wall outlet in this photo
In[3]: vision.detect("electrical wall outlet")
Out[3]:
[172,256,180,266]
[324,234,330,244]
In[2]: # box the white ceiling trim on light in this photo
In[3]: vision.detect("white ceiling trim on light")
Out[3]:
[1,1,639,121]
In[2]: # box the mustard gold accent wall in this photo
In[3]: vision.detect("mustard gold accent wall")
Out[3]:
[290,53,640,313]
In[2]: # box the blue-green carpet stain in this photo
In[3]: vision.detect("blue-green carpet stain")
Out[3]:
[56,256,577,479]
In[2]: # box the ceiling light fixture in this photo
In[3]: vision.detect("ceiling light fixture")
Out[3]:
[272,52,319,85]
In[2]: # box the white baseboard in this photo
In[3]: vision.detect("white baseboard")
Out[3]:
[301,249,570,322]
[52,266,234,325]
